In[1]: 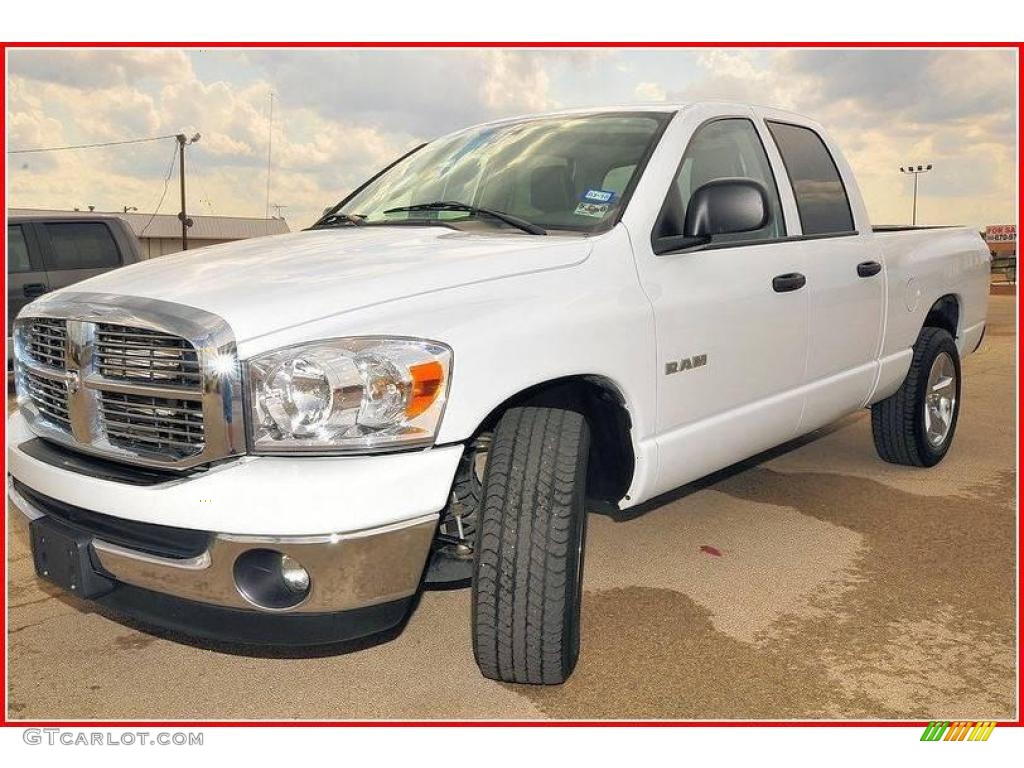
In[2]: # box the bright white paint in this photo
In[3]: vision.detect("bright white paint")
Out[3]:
[8,102,990,536]
[6,414,462,536]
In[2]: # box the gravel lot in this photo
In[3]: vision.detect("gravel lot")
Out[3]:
[7,294,1017,720]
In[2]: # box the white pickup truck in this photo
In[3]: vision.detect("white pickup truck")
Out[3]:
[8,102,989,685]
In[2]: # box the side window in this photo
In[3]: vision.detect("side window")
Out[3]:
[657,118,785,245]
[8,225,32,273]
[766,121,854,235]
[43,222,122,270]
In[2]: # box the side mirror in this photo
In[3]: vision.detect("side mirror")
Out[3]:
[653,178,770,254]
[685,178,769,238]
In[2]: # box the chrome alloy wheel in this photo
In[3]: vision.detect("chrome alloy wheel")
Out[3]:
[924,351,957,447]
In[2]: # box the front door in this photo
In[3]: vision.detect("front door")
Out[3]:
[632,116,810,498]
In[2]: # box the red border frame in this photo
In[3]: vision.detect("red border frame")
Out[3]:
[1,40,1021,729]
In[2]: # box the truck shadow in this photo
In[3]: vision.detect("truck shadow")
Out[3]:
[50,589,424,660]
[34,415,856,659]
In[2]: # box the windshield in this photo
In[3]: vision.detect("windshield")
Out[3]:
[332,112,671,233]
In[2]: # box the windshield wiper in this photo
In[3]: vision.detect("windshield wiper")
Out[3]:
[383,201,547,235]
[310,212,367,228]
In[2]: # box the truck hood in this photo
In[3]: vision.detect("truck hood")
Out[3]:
[63,226,591,342]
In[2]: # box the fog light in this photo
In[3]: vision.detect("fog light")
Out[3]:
[233,548,311,610]
[280,554,310,593]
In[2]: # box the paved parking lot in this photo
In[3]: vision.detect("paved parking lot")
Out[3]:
[7,295,1017,720]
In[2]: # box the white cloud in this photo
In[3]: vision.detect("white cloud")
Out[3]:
[12,49,193,89]
[634,82,666,102]
[238,50,558,138]
[480,50,553,115]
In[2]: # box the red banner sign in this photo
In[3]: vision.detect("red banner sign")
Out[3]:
[985,224,1016,243]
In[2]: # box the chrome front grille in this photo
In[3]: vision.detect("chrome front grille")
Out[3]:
[96,324,202,388]
[100,391,205,453]
[25,370,72,429]
[26,318,68,370]
[14,293,245,470]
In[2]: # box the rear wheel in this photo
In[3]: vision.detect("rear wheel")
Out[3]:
[871,326,961,467]
[471,406,590,685]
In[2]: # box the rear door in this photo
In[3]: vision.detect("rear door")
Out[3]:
[761,116,884,431]
[7,222,50,328]
[37,220,125,291]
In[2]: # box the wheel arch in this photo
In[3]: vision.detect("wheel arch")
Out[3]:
[923,293,960,339]
[466,374,636,505]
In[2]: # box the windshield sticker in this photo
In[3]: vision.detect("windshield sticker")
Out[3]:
[574,201,612,218]
[581,189,616,204]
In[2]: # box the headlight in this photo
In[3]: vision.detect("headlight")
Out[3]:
[245,337,452,453]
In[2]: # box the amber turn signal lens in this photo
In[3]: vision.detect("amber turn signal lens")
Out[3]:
[407,361,445,418]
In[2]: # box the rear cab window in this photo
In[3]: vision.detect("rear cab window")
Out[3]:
[42,222,122,270]
[765,121,855,236]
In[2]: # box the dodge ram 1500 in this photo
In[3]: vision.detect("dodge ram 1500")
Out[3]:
[8,102,990,684]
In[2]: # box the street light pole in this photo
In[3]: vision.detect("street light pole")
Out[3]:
[899,164,933,226]
[176,132,201,251]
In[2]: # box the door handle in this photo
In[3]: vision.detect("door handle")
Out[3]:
[857,261,882,278]
[23,283,48,299]
[772,272,806,293]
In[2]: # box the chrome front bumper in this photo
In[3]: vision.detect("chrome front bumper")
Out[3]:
[9,483,437,615]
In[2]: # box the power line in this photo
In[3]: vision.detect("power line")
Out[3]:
[8,134,179,154]
[139,143,179,237]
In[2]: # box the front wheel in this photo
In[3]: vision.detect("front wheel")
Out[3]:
[471,406,590,685]
[871,326,961,467]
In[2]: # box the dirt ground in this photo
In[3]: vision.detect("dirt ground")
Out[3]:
[6,295,1017,720]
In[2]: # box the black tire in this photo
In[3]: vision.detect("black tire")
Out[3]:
[871,326,961,467]
[471,406,590,685]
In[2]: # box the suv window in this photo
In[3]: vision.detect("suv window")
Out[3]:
[657,118,785,245]
[766,121,854,236]
[43,222,122,270]
[8,225,32,273]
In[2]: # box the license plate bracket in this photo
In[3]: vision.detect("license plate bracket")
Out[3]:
[30,517,115,599]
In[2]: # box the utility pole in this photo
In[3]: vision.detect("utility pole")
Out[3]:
[265,91,274,220]
[899,164,933,226]
[176,133,201,250]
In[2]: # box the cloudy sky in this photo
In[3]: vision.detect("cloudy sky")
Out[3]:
[6,48,1018,229]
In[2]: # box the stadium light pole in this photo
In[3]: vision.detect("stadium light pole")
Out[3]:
[899,164,933,226]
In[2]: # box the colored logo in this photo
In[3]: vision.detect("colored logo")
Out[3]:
[920,721,997,741]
